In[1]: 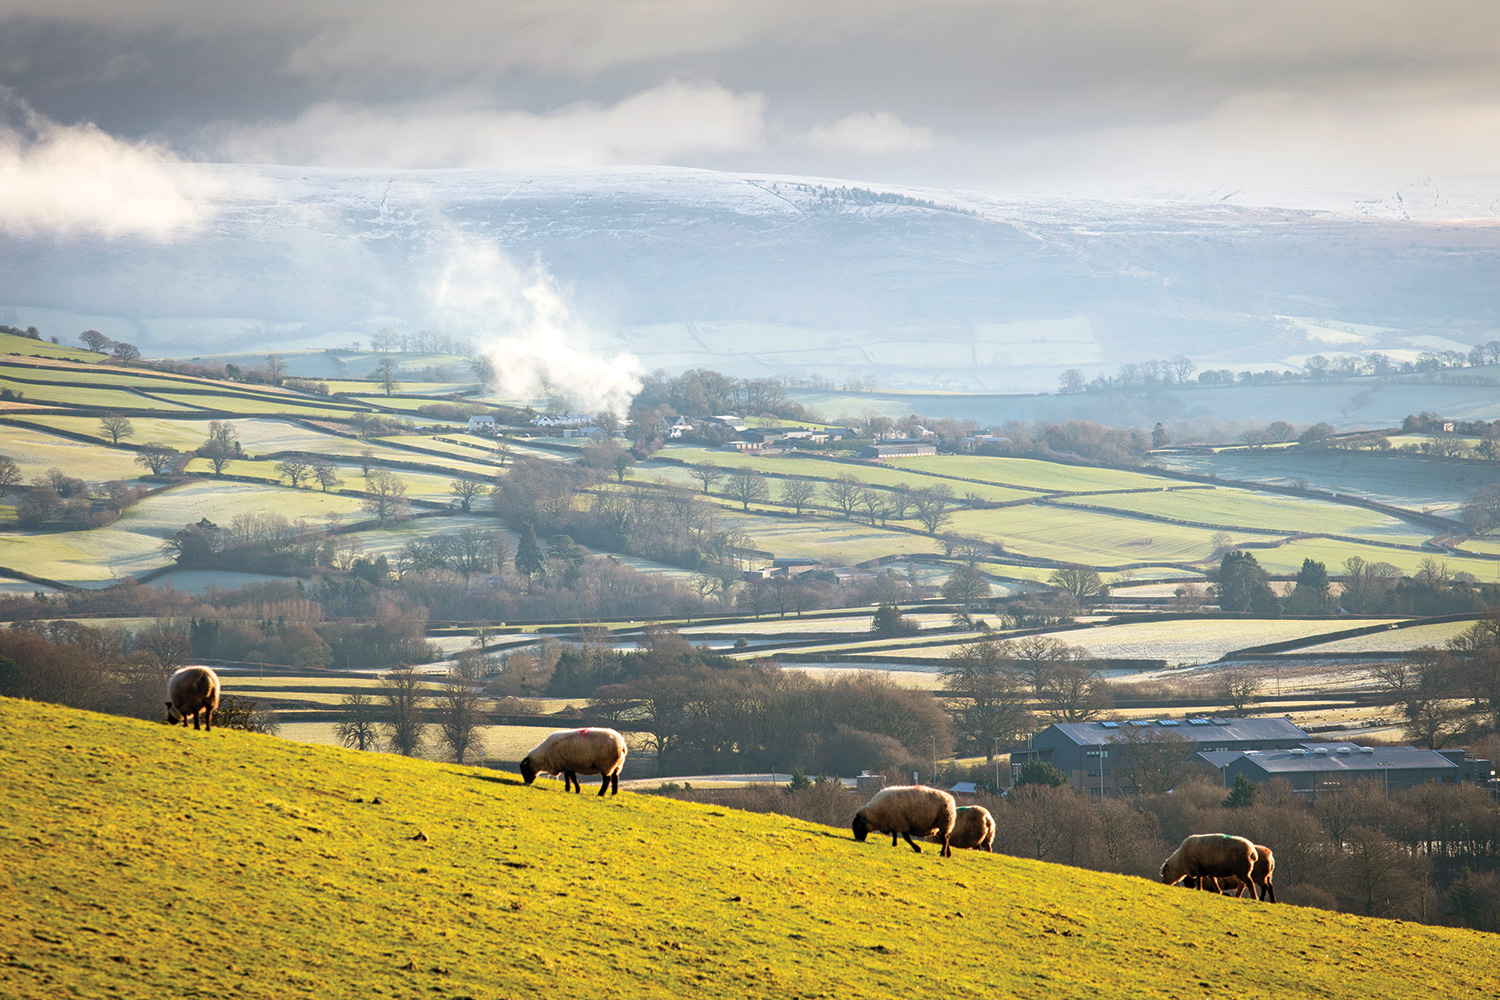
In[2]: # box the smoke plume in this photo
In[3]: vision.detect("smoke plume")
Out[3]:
[429,238,642,415]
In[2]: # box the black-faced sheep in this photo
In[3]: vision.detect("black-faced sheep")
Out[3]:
[1192,844,1277,902]
[164,665,220,731]
[518,728,628,797]
[930,804,994,852]
[853,785,957,858]
[1160,834,1258,897]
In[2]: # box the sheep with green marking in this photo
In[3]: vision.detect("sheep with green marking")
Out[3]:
[852,785,956,858]
[1160,834,1258,896]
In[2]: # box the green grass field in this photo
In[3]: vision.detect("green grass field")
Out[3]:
[886,455,1180,492]
[948,505,1251,567]
[4,698,1494,1000]
[1054,488,1427,541]
[0,378,204,410]
[0,423,147,482]
[0,335,109,363]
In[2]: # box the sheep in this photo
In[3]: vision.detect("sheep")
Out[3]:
[164,666,220,731]
[1189,845,1277,902]
[930,805,994,852]
[852,785,957,858]
[1160,834,1258,898]
[518,728,628,797]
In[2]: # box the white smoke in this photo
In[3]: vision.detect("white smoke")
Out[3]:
[0,91,226,240]
[429,238,642,416]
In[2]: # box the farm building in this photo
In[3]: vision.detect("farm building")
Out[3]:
[1012,717,1312,792]
[744,557,823,580]
[1199,743,1495,793]
[467,414,496,433]
[856,442,937,459]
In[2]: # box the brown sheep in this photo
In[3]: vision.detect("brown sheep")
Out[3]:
[1188,844,1277,902]
[519,728,628,796]
[930,805,994,852]
[164,666,220,731]
[1160,834,1258,898]
[853,785,957,858]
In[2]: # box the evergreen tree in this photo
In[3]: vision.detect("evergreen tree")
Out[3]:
[1013,760,1069,788]
[1217,550,1279,614]
[1222,773,1259,808]
[515,523,546,585]
[1287,557,1335,614]
[1151,422,1169,448]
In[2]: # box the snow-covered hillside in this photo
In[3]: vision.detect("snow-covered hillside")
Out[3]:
[2,164,1497,394]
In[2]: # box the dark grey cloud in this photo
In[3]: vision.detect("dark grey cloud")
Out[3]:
[3,1,1500,210]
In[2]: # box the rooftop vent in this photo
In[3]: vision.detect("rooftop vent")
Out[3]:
[1211,719,1232,726]
[1188,719,1210,726]
[1337,747,1351,755]
[1291,749,1307,756]
[1100,721,1119,729]
[1359,747,1374,755]
[1130,720,1151,727]
[1157,719,1180,727]
[1315,747,1329,756]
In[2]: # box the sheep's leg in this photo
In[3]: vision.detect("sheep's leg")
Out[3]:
[608,772,619,796]
[204,708,213,732]
[565,771,579,793]
[192,708,202,731]
[939,835,951,858]
[1261,882,1276,904]
[596,774,608,798]
[901,833,923,854]
[890,832,899,848]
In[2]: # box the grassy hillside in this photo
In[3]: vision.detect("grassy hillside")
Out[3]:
[3,698,1495,1000]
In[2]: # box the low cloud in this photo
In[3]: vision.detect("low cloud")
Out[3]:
[804,111,937,155]
[429,238,642,415]
[0,91,224,239]
[215,81,765,168]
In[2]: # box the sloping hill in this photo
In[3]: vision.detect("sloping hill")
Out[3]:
[1,697,1494,999]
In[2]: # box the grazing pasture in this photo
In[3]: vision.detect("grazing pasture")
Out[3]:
[3,698,1492,1000]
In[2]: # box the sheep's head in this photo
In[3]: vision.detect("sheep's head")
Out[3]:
[1159,860,1181,884]
[851,813,870,842]
[164,701,181,725]
[519,757,537,785]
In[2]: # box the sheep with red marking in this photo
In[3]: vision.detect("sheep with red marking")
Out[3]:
[518,728,627,797]
[853,785,957,858]
[164,666,220,731]
[1160,834,1258,897]
[930,804,994,852]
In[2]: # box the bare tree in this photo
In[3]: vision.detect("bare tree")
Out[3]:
[691,466,725,494]
[379,666,429,757]
[374,357,401,397]
[913,484,954,535]
[310,458,342,492]
[449,473,490,513]
[435,662,487,765]
[780,478,817,515]
[1223,669,1261,714]
[1108,726,1199,795]
[1049,567,1107,601]
[265,353,287,385]
[275,457,312,488]
[98,414,134,445]
[823,474,862,518]
[1040,663,1112,722]
[134,442,176,476]
[725,471,770,511]
[362,469,410,521]
[334,692,380,751]
[1003,635,1080,695]
[940,638,1032,757]
[79,329,112,353]
[110,341,141,365]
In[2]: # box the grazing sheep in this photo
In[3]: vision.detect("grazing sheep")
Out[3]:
[853,785,957,858]
[164,666,220,731]
[1194,845,1277,902]
[518,728,628,797]
[930,805,994,852]
[1160,834,1258,897]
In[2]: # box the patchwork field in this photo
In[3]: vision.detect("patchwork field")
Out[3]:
[0,423,147,482]
[1294,619,1484,654]
[887,454,1179,492]
[1054,489,1429,541]
[5,699,1493,1000]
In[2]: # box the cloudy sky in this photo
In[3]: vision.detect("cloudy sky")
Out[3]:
[4,0,1500,217]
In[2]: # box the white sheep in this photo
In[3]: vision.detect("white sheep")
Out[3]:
[933,804,995,852]
[852,785,957,857]
[165,666,220,731]
[519,728,628,797]
[1160,834,1258,896]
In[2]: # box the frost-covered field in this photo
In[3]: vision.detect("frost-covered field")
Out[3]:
[1296,620,1481,654]
[0,423,146,482]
